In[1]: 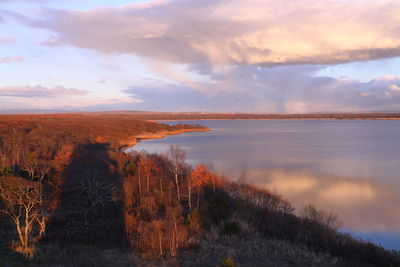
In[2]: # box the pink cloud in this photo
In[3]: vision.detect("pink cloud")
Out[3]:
[0,56,23,64]
[0,85,88,97]
[0,37,14,43]
[21,0,400,66]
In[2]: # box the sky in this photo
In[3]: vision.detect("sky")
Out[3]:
[1,0,400,113]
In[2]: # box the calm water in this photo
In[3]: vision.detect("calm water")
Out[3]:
[129,120,400,250]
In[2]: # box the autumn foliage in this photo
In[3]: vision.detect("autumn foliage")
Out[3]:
[0,114,399,266]
[123,151,198,257]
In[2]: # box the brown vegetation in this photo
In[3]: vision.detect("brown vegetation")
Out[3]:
[0,114,208,150]
[0,114,399,266]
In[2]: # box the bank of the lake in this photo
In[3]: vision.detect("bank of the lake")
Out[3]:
[118,127,209,151]
[130,119,400,250]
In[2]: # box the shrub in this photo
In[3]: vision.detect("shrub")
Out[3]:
[300,204,342,231]
[185,209,201,232]
[223,221,241,235]
[124,162,137,176]
[0,166,12,177]
[206,190,231,224]
[216,257,238,267]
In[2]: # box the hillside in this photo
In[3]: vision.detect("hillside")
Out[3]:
[0,114,208,150]
[0,115,399,267]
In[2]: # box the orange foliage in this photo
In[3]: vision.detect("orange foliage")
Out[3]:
[138,155,158,193]
[95,136,106,143]
[191,163,213,188]
[122,152,194,257]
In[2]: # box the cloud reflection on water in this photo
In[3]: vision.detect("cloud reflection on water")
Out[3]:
[246,168,400,232]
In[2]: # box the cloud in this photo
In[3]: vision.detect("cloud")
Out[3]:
[1,60,396,113]
[0,93,141,111]
[123,80,210,111]
[0,37,13,43]
[247,168,400,232]
[388,84,400,91]
[0,56,23,64]
[0,85,88,97]
[122,78,277,112]
[19,0,400,66]
[3,0,400,113]
[122,66,400,113]
[0,0,47,2]
[77,98,143,111]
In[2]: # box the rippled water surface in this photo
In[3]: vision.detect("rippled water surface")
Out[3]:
[130,120,400,249]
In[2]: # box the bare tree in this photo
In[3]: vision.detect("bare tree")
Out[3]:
[36,157,53,181]
[8,128,26,175]
[0,138,9,167]
[206,161,216,193]
[76,165,113,224]
[137,157,143,201]
[35,175,53,241]
[138,156,157,193]
[22,152,38,179]
[300,204,342,231]
[237,169,248,185]
[0,177,43,258]
[158,167,164,195]
[186,172,193,211]
[167,145,186,203]
[35,144,54,181]
[115,152,129,176]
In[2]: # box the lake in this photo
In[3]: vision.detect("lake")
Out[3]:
[129,119,400,250]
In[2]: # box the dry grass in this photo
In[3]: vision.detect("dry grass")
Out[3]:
[178,225,346,267]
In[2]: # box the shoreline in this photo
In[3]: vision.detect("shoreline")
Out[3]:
[118,127,210,151]
[149,117,400,122]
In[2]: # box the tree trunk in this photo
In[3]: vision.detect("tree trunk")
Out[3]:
[188,186,192,211]
[212,173,215,193]
[138,171,142,201]
[174,171,180,203]
[38,182,46,240]
[172,215,178,251]
[159,170,163,195]
[158,229,163,256]
[197,190,200,210]
[24,208,30,247]
[15,219,26,247]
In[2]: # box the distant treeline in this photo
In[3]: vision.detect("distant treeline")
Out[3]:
[89,112,400,121]
[0,115,399,266]
[3,112,400,122]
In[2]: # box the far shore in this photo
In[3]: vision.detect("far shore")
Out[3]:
[149,117,400,122]
[87,112,400,121]
[2,112,400,121]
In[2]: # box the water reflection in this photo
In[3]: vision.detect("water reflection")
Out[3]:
[131,120,400,249]
[249,169,400,232]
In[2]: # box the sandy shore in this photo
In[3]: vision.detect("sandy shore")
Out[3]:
[118,128,209,151]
